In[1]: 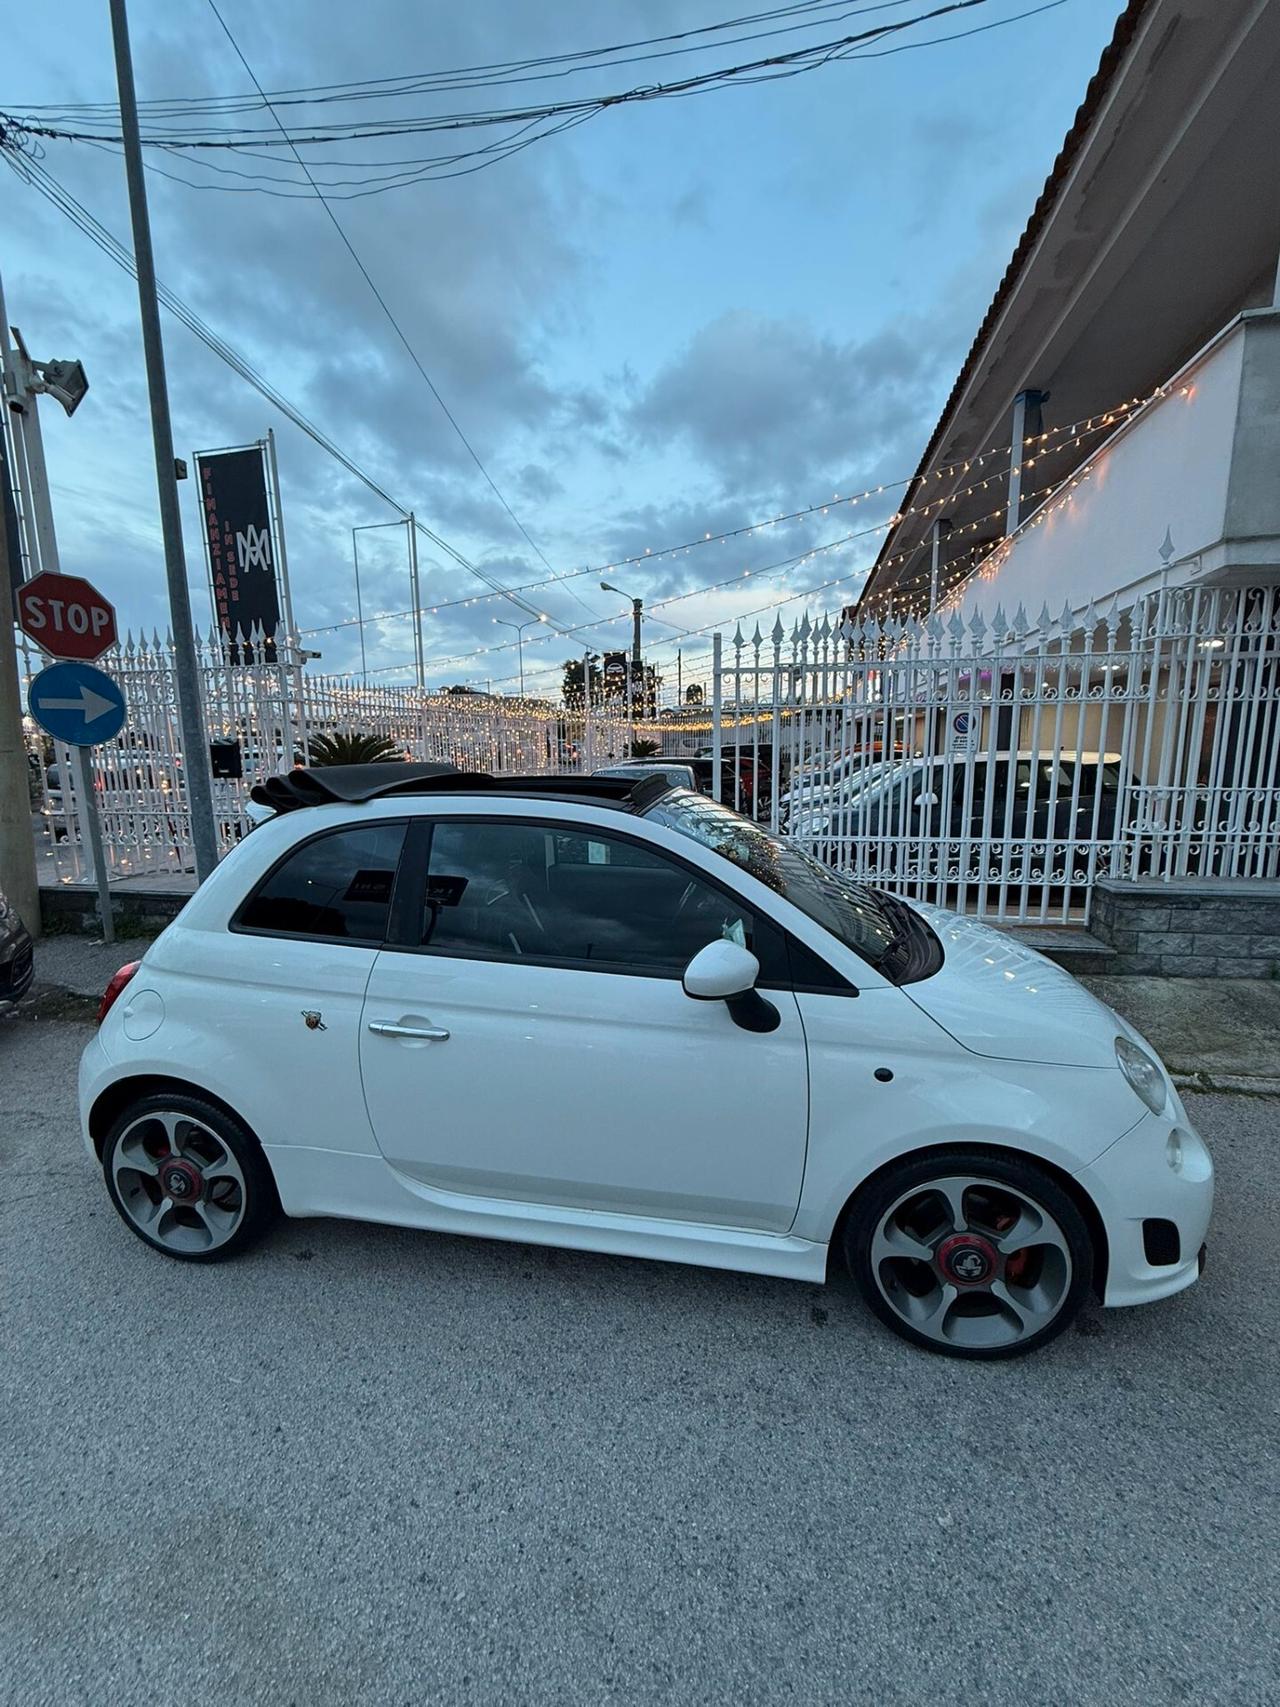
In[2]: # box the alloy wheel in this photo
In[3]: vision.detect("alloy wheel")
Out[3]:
[110,1110,248,1255]
[868,1173,1074,1352]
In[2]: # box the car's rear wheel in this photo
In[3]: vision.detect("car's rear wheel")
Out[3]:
[102,1093,277,1262]
[844,1150,1093,1359]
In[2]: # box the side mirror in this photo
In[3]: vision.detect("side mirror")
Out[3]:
[913,791,940,809]
[682,940,779,1034]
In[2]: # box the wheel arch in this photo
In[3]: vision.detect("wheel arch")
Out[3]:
[88,1074,263,1163]
[827,1140,1110,1298]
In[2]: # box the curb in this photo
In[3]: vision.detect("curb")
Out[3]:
[1172,1070,1280,1098]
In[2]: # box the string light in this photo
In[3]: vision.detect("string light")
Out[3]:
[296,396,1153,642]
[358,456,1092,680]
[324,381,1186,690]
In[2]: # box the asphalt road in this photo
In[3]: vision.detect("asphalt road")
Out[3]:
[2,1012,1277,1706]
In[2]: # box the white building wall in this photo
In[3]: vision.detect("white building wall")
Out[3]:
[944,321,1247,633]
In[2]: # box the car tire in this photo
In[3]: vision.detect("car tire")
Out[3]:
[843,1148,1094,1360]
[102,1091,278,1263]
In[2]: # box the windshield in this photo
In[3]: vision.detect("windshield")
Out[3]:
[645,790,898,967]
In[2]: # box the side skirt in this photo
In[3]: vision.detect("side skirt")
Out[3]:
[263,1145,829,1283]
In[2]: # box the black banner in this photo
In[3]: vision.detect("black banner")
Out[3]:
[195,446,280,662]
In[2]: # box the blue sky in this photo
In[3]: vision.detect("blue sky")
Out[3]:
[1,0,1125,697]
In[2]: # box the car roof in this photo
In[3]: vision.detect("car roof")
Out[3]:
[250,762,675,817]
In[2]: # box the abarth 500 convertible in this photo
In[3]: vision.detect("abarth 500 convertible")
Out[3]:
[80,764,1212,1360]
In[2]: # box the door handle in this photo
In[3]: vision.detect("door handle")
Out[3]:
[367,1021,451,1041]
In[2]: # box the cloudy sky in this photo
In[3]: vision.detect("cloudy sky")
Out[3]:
[2,0,1124,699]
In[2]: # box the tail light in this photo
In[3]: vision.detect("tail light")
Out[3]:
[98,961,141,1025]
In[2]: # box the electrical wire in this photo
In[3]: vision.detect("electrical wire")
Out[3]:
[200,0,596,630]
[2,1,1069,199]
[0,145,573,635]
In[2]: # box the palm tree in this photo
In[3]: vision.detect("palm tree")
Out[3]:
[630,738,660,758]
[306,730,405,767]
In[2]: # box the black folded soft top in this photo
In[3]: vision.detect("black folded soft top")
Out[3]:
[249,762,671,815]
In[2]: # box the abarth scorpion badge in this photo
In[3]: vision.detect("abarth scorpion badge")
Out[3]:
[301,1011,327,1031]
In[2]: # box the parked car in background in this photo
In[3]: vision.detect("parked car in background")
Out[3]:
[779,749,903,827]
[594,761,698,790]
[789,751,1126,878]
[82,763,1211,1361]
[0,887,34,1013]
[693,743,790,814]
[619,753,760,814]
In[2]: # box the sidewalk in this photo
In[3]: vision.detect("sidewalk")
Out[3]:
[1081,975,1280,1094]
[20,932,1280,1092]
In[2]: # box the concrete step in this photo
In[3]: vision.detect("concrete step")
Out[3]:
[999,924,1117,975]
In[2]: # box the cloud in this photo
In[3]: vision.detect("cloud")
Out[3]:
[627,308,946,492]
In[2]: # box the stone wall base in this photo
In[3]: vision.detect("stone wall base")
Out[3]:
[1091,878,1280,977]
[40,885,189,937]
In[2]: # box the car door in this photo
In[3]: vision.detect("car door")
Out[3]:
[359,813,810,1232]
[202,817,409,1156]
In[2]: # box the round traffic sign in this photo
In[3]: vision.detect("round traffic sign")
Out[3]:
[15,571,118,661]
[27,660,127,747]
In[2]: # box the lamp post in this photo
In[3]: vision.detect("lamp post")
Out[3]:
[351,519,413,687]
[492,612,545,699]
[600,580,643,713]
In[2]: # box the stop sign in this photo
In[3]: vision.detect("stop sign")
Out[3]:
[15,571,118,661]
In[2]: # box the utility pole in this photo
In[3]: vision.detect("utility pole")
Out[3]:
[406,513,425,689]
[0,414,38,937]
[109,0,218,882]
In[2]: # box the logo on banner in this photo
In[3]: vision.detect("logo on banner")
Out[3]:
[236,525,273,575]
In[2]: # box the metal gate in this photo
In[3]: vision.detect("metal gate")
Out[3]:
[709,586,1280,923]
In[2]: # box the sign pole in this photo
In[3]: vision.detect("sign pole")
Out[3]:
[69,742,113,944]
[265,431,308,765]
[109,0,218,883]
[25,658,127,944]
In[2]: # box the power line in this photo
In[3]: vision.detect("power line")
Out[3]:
[3,1,1068,198]
[0,145,576,633]
[25,3,926,117]
[201,0,597,629]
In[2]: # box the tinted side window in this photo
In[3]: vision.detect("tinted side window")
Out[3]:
[237,823,406,942]
[421,820,755,974]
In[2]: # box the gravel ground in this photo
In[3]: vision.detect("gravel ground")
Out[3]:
[1,1014,1277,1707]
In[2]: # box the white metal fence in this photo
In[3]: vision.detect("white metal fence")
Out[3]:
[24,629,646,883]
[25,587,1280,921]
[710,585,1280,923]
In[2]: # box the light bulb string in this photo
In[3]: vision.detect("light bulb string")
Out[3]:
[297,394,1153,640]
[360,467,1068,680]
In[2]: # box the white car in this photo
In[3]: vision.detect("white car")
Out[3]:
[79,765,1212,1360]
[780,751,890,818]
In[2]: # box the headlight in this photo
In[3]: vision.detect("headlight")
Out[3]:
[1115,1035,1167,1116]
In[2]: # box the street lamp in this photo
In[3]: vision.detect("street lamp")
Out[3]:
[492,612,546,698]
[600,580,644,711]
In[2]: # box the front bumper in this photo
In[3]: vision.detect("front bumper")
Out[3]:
[1074,1109,1214,1307]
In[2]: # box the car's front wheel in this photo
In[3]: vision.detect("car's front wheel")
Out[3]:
[844,1149,1094,1359]
[102,1092,278,1262]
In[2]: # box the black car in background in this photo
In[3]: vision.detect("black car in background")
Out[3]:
[0,887,34,1012]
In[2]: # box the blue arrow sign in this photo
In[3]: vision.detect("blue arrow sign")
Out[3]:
[28,660,127,747]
